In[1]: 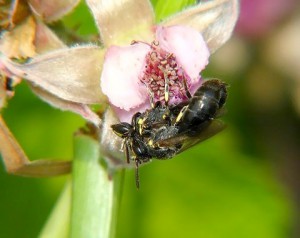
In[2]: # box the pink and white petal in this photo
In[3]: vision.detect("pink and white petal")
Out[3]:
[101,43,150,111]
[28,0,80,22]
[189,76,203,95]
[156,25,209,82]
[30,85,101,126]
[86,0,155,46]
[112,101,150,123]
[34,20,67,53]
[1,46,106,104]
[161,0,240,53]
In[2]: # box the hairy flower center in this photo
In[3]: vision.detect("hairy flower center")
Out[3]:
[140,41,190,104]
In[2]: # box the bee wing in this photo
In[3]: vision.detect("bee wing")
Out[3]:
[215,107,227,118]
[156,120,226,153]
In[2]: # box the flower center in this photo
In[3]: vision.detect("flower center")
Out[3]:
[140,41,190,104]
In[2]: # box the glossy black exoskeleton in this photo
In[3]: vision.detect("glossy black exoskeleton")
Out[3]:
[111,79,228,188]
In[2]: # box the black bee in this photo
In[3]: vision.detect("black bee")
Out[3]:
[111,79,227,188]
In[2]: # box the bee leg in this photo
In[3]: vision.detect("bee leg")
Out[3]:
[124,139,131,164]
[175,105,188,124]
[0,116,71,177]
[135,159,140,189]
[183,76,192,99]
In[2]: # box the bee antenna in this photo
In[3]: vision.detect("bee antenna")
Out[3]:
[135,159,140,189]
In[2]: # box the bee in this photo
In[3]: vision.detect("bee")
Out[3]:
[111,79,228,188]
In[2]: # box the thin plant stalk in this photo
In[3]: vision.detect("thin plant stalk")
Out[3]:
[70,134,123,238]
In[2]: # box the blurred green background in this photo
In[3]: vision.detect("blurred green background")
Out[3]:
[1,0,300,237]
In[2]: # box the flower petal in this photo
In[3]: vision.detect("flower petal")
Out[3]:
[28,0,80,22]
[85,0,155,46]
[100,43,150,110]
[161,0,240,53]
[30,85,101,126]
[156,25,210,81]
[112,102,150,123]
[1,46,106,104]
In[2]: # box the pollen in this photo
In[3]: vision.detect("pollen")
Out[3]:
[140,41,191,104]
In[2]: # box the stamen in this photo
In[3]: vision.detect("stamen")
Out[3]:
[140,41,191,105]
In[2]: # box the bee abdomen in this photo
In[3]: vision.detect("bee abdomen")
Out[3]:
[188,95,219,122]
[177,79,227,131]
[194,79,227,108]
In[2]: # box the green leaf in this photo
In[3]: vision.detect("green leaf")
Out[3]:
[151,0,197,21]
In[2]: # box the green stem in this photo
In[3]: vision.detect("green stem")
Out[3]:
[70,134,123,238]
[38,180,71,238]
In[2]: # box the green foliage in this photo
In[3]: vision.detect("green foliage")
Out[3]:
[0,82,82,238]
[62,0,98,36]
[151,0,197,21]
[118,130,292,238]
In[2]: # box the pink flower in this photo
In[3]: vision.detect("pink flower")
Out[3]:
[101,25,210,122]
[1,0,240,126]
[0,0,240,173]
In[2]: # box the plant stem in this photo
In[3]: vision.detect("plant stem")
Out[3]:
[70,134,123,238]
[38,180,71,238]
